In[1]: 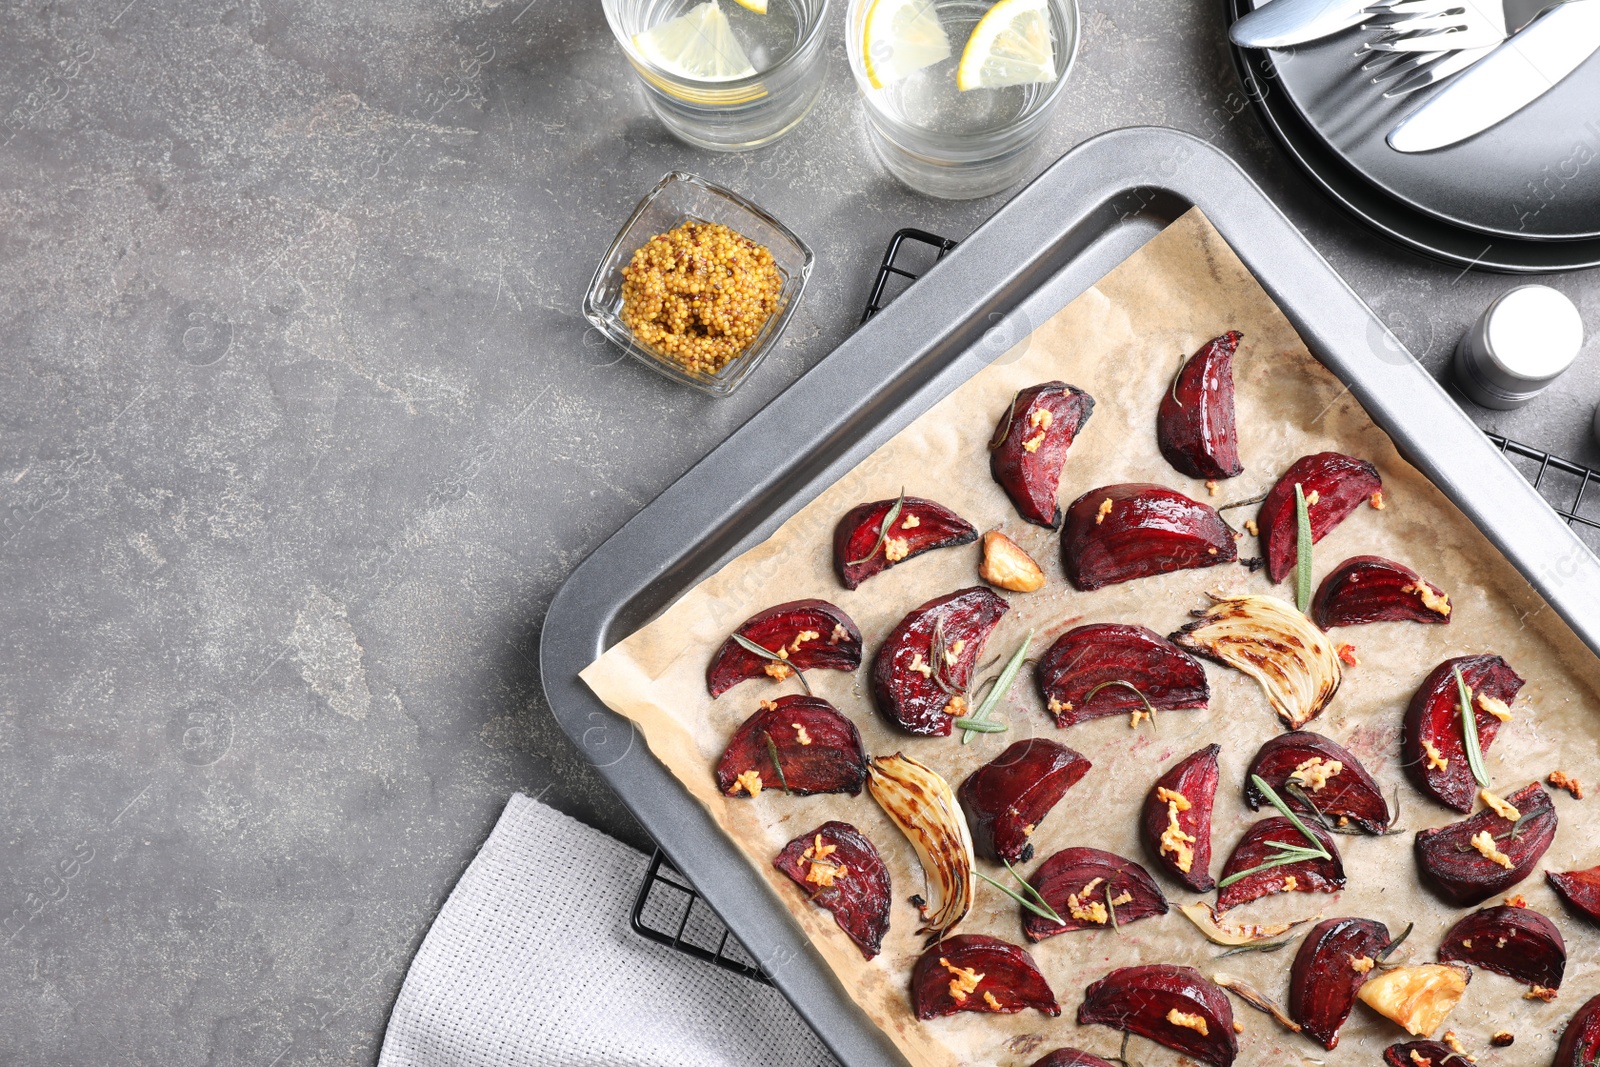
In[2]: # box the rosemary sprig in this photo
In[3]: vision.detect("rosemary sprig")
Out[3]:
[927,616,963,697]
[952,717,1006,733]
[1253,774,1330,852]
[1294,483,1313,613]
[976,861,1064,926]
[762,732,791,795]
[1214,490,1270,535]
[1084,678,1157,733]
[731,633,812,695]
[1169,350,1188,407]
[1216,937,1293,958]
[1455,666,1490,788]
[1218,776,1333,889]
[988,390,1023,450]
[960,631,1033,744]
[845,488,905,566]
[1375,921,1413,963]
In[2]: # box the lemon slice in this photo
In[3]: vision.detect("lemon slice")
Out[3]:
[956,0,1057,91]
[732,0,768,11]
[860,0,952,90]
[634,1,757,82]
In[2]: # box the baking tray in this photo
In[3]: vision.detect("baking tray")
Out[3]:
[539,126,1600,1067]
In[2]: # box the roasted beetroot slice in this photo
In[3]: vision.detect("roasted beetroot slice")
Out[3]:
[1245,731,1391,834]
[1549,866,1600,925]
[989,382,1096,528]
[706,599,863,697]
[1036,623,1210,728]
[1029,1050,1118,1067]
[714,695,868,798]
[1310,555,1452,629]
[1258,452,1383,583]
[1078,965,1238,1067]
[1289,916,1392,1050]
[1383,1041,1460,1067]
[1401,654,1524,813]
[1024,847,1167,942]
[1140,744,1221,892]
[1556,993,1600,1066]
[871,587,1009,736]
[959,739,1092,864]
[1216,817,1344,913]
[833,496,978,590]
[1415,782,1556,906]
[1157,331,1244,481]
[773,821,892,960]
[1439,903,1566,989]
[1061,483,1237,591]
[911,934,1059,1020]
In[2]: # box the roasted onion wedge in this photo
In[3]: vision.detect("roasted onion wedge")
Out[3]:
[1216,816,1344,913]
[1078,965,1238,1067]
[1035,623,1209,728]
[1439,902,1565,991]
[714,695,868,798]
[706,599,863,697]
[871,587,1009,736]
[1157,330,1244,481]
[1024,847,1167,941]
[1061,483,1237,590]
[1171,593,1342,730]
[989,382,1096,528]
[1414,782,1556,906]
[1310,555,1451,629]
[773,821,892,960]
[1141,744,1221,892]
[833,496,978,590]
[1178,901,1312,946]
[912,934,1059,1019]
[866,752,974,941]
[1258,452,1383,583]
[959,739,1092,864]
[1245,731,1391,834]
[1401,653,1524,813]
[1289,916,1392,1049]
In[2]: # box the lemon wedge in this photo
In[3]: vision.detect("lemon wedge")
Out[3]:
[634,1,757,82]
[732,0,768,11]
[860,0,952,89]
[956,0,1056,91]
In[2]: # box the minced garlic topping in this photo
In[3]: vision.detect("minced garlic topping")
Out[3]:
[1403,582,1452,617]
[901,513,920,529]
[1047,697,1071,714]
[1110,890,1132,906]
[1206,479,1218,496]
[939,958,983,1002]
[1305,490,1320,507]
[943,639,965,666]
[1410,1051,1432,1067]
[1068,878,1109,924]
[1166,1009,1209,1036]
[1244,518,1259,536]
[789,629,819,652]
[1423,739,1448,772]
[1370,490,1386,510]
[1527,985,1558,1002]
[1337,643,1359,667]
[1480,788,1520,821]
[734,770,763,797]
[759,699,778,711]
[908,652,933,678]
[1029,408,1053,431]
[1289,756,1344,792]
[1157,787,1191,811]
[829,623,848,644]
[1351,955,1376,974]
[1157,788,1196,874]
[1095,498,1113,524]
[801,835,846,887]
[1022,431,1046,453]
[1471,830,1514,869]
[1549,770,1584,798]
[982,991,1002,1011]
[1443,1032,1468,1057]
[944,694,967,719]
[884,536,910,562]
[1476,692,1512,722]
[1282,875,1299,892]
[792,722,812,746]
[763,660,793,681]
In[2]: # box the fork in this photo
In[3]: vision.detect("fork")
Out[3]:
[1358,0,1571,93]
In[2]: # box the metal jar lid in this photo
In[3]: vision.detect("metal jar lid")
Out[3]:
[1453,284,1585,410]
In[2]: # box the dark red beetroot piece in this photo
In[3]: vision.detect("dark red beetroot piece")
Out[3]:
[1140,744,1221,892]
[910,934,1059,1020]
[1289,917,1392,1049]
[1157,330,1244,481]
[1035,623,1209,728]
[1383,1041,1462,1066]
[1415,782,1556,906]
[1029,1051,1117,1067]
[1023,847,1167,942]
[1216,817,1344,913]
[1556,993,1600,1066]
[1245,731,1391,834]
[1258,452,1383,583]
[833,496,978,590]
[871,587,1008,736]
[989,382,1096,528]
[1310,555,1452,630]
[958,739,1092,864]
[706,600,863,697]
[1078,965,1238,1067]
[1549,866,1600,925]
[773,821,892,960]
[1402,654,1525,813]
[1439,903,1566,990]
[715,695,868,798]
[1061,484,1237,591]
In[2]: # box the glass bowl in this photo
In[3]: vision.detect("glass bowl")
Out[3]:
[582,172,813,397]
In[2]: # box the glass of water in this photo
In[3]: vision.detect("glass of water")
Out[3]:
[846,0,1078,199]
[603,0,832,151]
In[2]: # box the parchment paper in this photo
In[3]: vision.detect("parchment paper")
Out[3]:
[580,210,1600,1067]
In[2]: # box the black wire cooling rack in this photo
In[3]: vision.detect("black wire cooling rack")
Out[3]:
[629,227,1600,984]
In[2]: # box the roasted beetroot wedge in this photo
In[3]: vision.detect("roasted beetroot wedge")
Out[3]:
[1036,623,1210,728]
[715,695,868,798]
[1029,1051,1117,1067]
[911,934,1059,1020]
[1289,917,1392,1049]
[1415,782,1556,906]
[1078,965,1238,1067]
[1556,994,1600,1066]
[1245,731,1391,834]
[1216,817,1344,913]
[1258,452,1383,583]
[1549,866,1600,925]
[1141,744,1221,892]
[1402,654,1524,813]
[833,495,978,590]
[1310,556,1452,630]
[1383,1041,1462,1066]
[1061,484,1237,591]
[872,587,1009,736]
[1157,331,1244,481]
[1439,903,1566,990]
[1024,847,1167,941]
[774,821,892,960]
[959,739,1092,864]
[989,382,1096,528]
[706,600,863,697]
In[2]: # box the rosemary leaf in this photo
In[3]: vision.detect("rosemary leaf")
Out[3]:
[988,390,1022,451]
[1294,483,1313,613]
[1169,350,1188,407]
[1251,774,1331,856]
[1085,678,1157,733]
[961,631,1033,744]
[730,633,812,694]
[976,870,1063,926]
[1455,665,1490,788]
[1215,844,1327,889]
[952,717,1006,733]
[762,732,791,795]
[1216,938,1292,958]
[1375,921,1413,963]
[845,488,905,566]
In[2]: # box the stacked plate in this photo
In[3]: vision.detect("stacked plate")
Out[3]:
[1228,0,1600,271]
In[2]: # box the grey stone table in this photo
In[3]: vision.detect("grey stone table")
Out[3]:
[1,0,1596,1063]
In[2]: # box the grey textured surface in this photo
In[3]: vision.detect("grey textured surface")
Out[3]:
[0,0,1595,1064]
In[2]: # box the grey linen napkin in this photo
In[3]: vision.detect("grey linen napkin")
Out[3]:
[379,793,837,1067]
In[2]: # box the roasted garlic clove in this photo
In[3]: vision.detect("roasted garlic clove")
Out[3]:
[866,752,974,940]
[871,587,1009,736]
[1078,964,1238,1067]
[989,382,1096,528]
[833,495,978,590]
[715,695,868,798]
[1310,555,1451,629]
[1140,744,1221,892]
[706,599,863,697]
[1257,452,1383,584]
[958,738,1092,864]
[1170,593,1342,730]
[772,821,892,960]
[1415,783,1556,906]
[1060,483,1237,591]
[1023,846,1167,942]
[1356,964,1469,1038]
[1289,916,1392,1049]
[911,934,1059,1019]
[1156,330,1244,481]
[978,529,1047,592]
[1438,903,1566,991]
[1401,653,1524,813]
[1245,730,1391,834]
[1035,623,1209,729]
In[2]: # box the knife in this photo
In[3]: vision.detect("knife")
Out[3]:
[1388,0,1600,151]
[1230,0,1371,48]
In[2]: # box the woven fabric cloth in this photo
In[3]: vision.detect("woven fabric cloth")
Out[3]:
[378,793,837,1067]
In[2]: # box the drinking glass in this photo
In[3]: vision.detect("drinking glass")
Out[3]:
[603,0,832,151]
